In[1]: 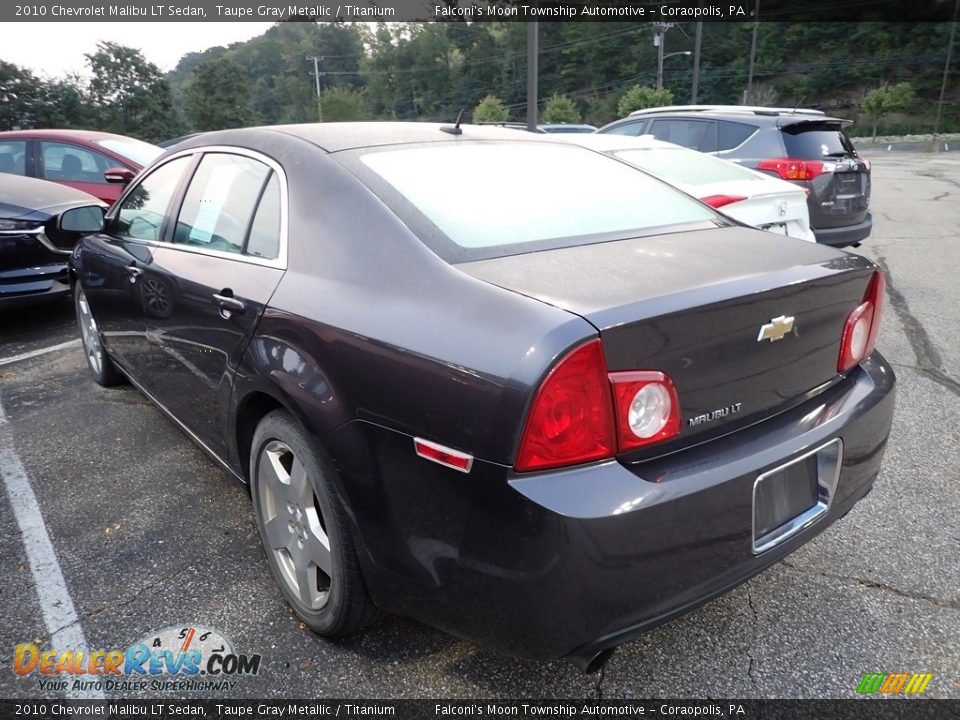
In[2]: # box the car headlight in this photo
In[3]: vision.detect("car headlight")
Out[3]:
[0,218,42,232]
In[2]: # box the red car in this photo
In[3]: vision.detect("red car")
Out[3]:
[0,129,161,206]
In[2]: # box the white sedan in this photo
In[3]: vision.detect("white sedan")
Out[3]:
[562,134,815,242]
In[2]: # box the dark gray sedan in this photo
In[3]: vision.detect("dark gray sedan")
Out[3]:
[68,123,895,672]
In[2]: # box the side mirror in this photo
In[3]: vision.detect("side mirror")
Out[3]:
[104,167,135,185]
[59,205,106,233]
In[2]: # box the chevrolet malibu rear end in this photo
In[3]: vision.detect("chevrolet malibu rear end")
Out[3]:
[72,125,895,672]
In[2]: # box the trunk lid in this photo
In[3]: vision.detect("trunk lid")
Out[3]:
[695,179,813,241]
[459,226,877,454]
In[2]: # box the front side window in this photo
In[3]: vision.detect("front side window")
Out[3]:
[115,156,191,242]
[40,141,113,183]
[357,142,720,261]
[0,140,27,175]
[172,153,272,256]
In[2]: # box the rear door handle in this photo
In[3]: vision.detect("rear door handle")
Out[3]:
[213,293,246,314]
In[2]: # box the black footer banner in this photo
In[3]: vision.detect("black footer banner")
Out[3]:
[2,699,958,720]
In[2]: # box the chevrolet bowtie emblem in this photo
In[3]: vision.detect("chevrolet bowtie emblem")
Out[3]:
[757,315,795,342]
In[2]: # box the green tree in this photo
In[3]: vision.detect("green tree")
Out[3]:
[542,94,582,124]
[320,87,369,121]
[472,94,508,123]
[86,42,183,142]
[617,86,674,117]
[862,82,915,140]
[184,56,259,131]
[0,61,46,129]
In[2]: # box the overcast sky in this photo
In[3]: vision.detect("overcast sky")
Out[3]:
[3,23,277,78]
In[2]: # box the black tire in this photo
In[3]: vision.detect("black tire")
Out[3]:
[250,410,376,637]
[74,283,125,387]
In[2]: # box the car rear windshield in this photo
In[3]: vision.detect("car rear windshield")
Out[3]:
[781,123,856,159]
[96,138,163,167]
[354,142,723,261]
[613,147,765,186]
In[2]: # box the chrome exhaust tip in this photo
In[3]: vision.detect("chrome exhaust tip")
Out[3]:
[566,646,616,674]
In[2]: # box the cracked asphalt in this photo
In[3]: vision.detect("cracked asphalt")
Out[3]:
[0,152,957,700]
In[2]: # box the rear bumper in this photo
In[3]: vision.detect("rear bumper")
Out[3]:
[813,212,872,246]
[333,353,895,661]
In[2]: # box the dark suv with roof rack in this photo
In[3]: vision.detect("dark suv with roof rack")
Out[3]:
[598,105,872,247]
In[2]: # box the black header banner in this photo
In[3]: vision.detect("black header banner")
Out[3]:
[2,699,958,720]
[3,0,958,23]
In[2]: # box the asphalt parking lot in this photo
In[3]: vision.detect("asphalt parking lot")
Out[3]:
[0,152,958,701]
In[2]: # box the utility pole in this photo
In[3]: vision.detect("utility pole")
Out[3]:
[307,55,323,122]
[654,23,672,91]
[745,0,760,104]
[934,0,959,148]
[692,21,703,104]
[527,21,539,132]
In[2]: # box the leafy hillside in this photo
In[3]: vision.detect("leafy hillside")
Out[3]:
[2,21,957,142]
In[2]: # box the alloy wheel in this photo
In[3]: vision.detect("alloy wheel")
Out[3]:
[257,440,333,610]
[77,289,103,375]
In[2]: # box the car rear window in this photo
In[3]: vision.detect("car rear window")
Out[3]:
[781,124,856,159]
[613,147,764,186]
[355,142,721,261]
[96,137,163,167]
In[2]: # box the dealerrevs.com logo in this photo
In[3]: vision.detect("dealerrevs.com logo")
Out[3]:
[13,625,261,693]
[856,672,934,695]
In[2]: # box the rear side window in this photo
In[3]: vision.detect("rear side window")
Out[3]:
[173,153,271,256]
[357,143,720,261]
[650,119,714,151]
[782,124,856,159]
[605,120,647,137]
[0,140,27,175]
[245,173,281,260]
[718,121,757,151]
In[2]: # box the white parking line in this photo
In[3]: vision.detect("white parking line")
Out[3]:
[0,339,81,367]
[0,393,104,700]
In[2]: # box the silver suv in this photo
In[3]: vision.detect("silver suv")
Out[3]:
[598,105,872,247]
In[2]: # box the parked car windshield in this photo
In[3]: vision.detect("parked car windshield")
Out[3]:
[95,137,163,167]
[356,142,722,261]
[612,147,765,186]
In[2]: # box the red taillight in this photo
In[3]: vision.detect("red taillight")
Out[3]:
[757,158,826,181]
[837,271,885,373]
[515,339,616,472]
[515,340,682,472]
[701,194,748,209]
[608,371,681,451]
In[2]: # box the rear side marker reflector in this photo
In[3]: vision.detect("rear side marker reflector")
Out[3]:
[414,437,474,473]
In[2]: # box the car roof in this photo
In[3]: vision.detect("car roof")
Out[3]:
[628,104,826,118]
[184,122,566,153]
[0,128,134,142]
[610,107,851,127]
